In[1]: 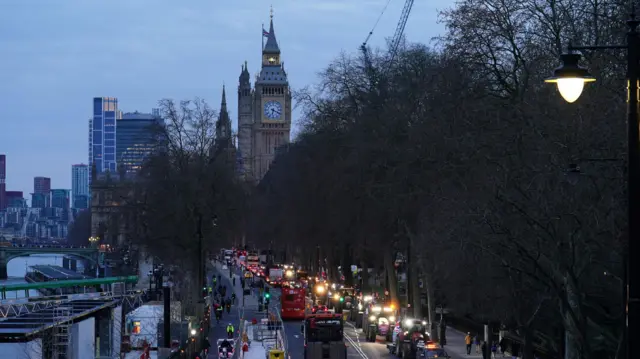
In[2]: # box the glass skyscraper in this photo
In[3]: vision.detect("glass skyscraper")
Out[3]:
[116,110,162,174]
[71,164,89,209]
[89,97,120,173]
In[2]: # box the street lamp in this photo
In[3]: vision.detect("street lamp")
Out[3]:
[545,7,639,359]
[544,53,595,103]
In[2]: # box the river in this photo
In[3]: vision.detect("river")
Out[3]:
[0,254,84,299]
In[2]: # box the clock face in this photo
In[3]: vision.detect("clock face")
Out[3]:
[263,101,283,119]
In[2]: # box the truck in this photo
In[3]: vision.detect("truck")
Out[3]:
[302,313,347,359]
[268,267,284,286]
[246,253,260,268]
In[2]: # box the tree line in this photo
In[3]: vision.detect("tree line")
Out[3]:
[247,0,627,358]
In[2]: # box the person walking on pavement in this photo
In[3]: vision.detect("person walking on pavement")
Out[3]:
[232,276,236,286]
[465,332,473,355]
[474,335,480,354]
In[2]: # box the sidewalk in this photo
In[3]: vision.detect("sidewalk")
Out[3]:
[443,327,483,359]
[240,319,267,359]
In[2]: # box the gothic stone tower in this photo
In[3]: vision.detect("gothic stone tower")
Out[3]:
[237,10,292,182]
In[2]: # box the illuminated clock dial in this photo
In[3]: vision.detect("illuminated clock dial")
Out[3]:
[264,101,282,119]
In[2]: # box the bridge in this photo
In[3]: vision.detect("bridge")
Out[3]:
[0,246,99,279]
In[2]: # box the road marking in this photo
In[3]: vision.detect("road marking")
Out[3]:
[344,325,368,359]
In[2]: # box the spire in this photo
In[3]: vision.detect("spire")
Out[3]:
[217,84,232,141]
[263,7,280,54]
[239,60,250,85]
[221,84,227,110]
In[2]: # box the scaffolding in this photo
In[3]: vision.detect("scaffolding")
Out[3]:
[52,306,72,359]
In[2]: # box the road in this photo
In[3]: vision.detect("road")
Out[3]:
[266,285,393,359]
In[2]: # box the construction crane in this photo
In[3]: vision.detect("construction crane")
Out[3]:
[360,0,415,77]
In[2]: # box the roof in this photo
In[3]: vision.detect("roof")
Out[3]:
[29,265,89,280]
[263,18,280,54]
[0,299,118,340]
[258,65,288,85]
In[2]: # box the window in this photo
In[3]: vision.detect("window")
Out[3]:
[93,99,103,115]
[93,145,102,156]
[92,132,102,145]
[95,159,102,172]
[104,132,115,140]
[104,116,115,126]
[105,139,114,147]
[92,117,102,130]
[104,153,115,162]
[285,294,295,302]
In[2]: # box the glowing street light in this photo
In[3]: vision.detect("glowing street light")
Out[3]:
[544,53,595,103]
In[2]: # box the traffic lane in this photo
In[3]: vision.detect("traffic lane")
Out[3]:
[344,321,395,359]
[208,269,242,358]
[283,319,305,359]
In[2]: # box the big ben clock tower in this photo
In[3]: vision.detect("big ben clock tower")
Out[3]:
[237,8,292,183]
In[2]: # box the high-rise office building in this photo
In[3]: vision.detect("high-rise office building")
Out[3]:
[89,97,120,174]
[116,110,163,174]
[31,193,50,208]
[5,191,25,208]
[0,154,5,211]
[72,164,89,209]
[51,189,70,209]
[33,176,51,194]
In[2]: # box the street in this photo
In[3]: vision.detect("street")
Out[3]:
[217,263,488,359]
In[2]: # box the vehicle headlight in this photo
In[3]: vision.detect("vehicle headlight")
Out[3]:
[372,306,382,312]
[422,321,427,325]
[333,294,340,301]
[369,315,377,322]
[403,319,413,327]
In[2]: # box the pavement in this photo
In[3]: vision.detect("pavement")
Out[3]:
[441,327,484,359]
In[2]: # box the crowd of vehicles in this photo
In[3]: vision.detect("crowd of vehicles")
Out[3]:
[217,247,452,359]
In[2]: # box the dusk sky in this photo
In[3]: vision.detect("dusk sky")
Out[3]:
[0,0,448,198]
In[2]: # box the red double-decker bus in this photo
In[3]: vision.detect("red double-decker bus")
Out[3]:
[281,287,306,320]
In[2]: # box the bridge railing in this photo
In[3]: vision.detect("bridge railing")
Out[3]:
[0,289,147,318]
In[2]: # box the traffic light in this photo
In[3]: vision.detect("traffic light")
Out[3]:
[265,292,271,299]
[339,297,344,303]
[202,286,207,298]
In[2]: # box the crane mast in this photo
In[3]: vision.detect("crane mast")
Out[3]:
[360,0,415,79]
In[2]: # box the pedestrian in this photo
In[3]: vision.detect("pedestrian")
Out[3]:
[465,332,472,355]
[481,341,488,359]
[233,276,236,286]
[475,335,480,354]
[491,342,497,358]
[499,338,506,357]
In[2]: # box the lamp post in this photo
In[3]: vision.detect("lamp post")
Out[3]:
[88,236,100,277]
[545,7,638,359]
